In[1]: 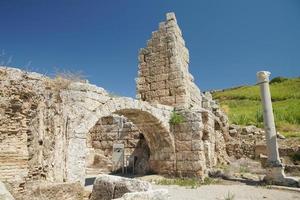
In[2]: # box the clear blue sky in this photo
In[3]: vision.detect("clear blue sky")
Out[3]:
[0,0,299,97]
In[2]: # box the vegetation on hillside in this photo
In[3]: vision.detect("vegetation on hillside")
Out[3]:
[212,77,300,138]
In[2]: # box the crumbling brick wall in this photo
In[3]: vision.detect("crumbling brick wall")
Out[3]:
[136,13,202,109]
[0,67,67,194]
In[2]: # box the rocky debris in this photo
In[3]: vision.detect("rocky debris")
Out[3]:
[0,181,15,200]
[210,157,266,182]
[208,169,227,179]
[277,132,286,139]
[226,124,265,159]
[90,175,152,200]
[241,125,258,135]
[228,129,238,137]
[113,189,169,200]
[285,165,300,175]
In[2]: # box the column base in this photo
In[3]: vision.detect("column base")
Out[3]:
[264,166,300,188]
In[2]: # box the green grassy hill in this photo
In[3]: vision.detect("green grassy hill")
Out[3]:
[212,77,300,138]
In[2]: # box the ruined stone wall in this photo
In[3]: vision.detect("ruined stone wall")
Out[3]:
[0,67,117,188]
[0,13,232,192]
[0,67,67,194]
[136,13,202,109]
[171,108,229,178]
[86,115,150,175]
[136,12,230,177]
[59,81,112,183]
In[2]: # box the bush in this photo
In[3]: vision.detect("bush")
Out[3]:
[169,110,184,125]
[291,153,300,162]
[270,76,288,84]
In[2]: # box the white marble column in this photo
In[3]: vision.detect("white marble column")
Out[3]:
[256,71,281,166]
[257,71,299,187]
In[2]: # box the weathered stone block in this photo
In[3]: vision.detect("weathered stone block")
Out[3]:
[175,140,191,151]
[192,140,204,151]
[0,181,14,200]
[90,175,152,200]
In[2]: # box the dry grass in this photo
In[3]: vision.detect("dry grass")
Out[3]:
[47,69,86,91]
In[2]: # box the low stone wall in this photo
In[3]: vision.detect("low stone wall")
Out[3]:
[226,125,265,159]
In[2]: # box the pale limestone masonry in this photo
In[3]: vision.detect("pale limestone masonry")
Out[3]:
[0,12,232,199]
[0,65,228,189]
[137,13,202,109]
[90,174,151,200]
[86,115,150,175]
[0,67,67,196]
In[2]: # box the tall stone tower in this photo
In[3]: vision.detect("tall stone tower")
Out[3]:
[136,12,202,109]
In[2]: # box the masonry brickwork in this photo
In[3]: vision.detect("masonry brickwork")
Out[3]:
[136,13,202,109]
[0,12,231,199]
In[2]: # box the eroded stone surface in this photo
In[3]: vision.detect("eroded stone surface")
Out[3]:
[13,181,85,200]
[90,175,152,200]
[113,189,169,200]
[0,181,14,200]
[136,12,202,109]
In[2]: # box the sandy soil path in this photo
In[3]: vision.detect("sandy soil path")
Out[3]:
[153,184,300,200]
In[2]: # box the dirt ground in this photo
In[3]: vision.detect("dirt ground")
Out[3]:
[137,174,300,200]
[153,184,300,200]
[85,174,300,200]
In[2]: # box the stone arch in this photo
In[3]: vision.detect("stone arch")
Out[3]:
[67,97,175,182]
[112,108,175,173]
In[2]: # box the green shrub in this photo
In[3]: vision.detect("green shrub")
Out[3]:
[291,153,300,162]
[270,76,288,84]
[169,111,184,125]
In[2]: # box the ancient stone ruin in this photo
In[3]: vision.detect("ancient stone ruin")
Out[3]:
[0,12,230,199]
[4,11,299,200]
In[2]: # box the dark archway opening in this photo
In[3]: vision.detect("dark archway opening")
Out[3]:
[86,115,151,176]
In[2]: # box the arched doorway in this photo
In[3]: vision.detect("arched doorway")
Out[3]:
[85,108,175,177]
[66,98,175,183]
[86,115,151,175]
